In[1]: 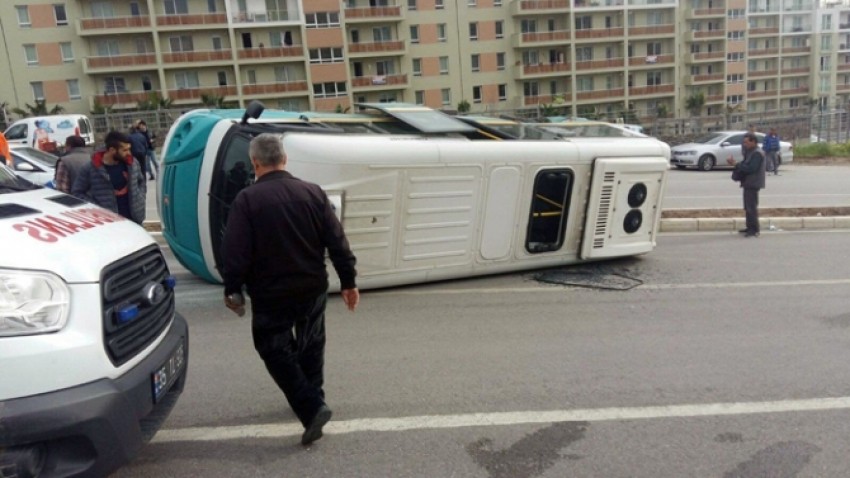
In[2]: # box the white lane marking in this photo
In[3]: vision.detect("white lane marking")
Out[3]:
[153,396,850,443]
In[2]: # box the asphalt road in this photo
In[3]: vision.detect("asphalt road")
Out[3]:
[114,229,850,477]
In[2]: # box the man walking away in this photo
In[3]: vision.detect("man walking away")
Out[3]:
[54,136,92,193]
[72,131,146,224]
[728,132,766,237]
[221,133,360,446]
[763,127,781,175]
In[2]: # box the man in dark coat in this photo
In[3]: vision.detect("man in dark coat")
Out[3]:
[128,120,149,179]
[221,133,359,446]
[54,136,93,193]
[728,132,766,237]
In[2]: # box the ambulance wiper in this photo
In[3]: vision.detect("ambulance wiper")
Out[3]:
[0,183,39,193]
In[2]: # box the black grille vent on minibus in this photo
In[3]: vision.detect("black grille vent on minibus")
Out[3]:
[101,245,174,366]
[0,204,39,219]
[46,194,87,207]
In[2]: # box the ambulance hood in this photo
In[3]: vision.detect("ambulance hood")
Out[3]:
[0,189,156,283]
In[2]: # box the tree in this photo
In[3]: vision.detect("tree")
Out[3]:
[91,100,113,115]
[685,92,705,117]
[655,103,668,119]
[12,99,64,117]
[456,100,471,114]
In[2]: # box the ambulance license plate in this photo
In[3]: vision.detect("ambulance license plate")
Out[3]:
[152,339,185,403]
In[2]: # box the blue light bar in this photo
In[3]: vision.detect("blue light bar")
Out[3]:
[115,304,139,324]
[163,275,177,290]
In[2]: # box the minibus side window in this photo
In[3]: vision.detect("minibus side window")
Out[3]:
[210,133,254,270]
[526,169,573,253]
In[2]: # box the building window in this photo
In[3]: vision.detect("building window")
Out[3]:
[469,0,477,5]
[247,70,257,84]
[726,95,743,105]
[471,54,480,72]
[469,22,478,41]
[441,88,450,105]
[217,71,228,86]
[494,0,502,5]
[647,71,662,86]
[175,72,200,89]
[577,77,593,92]
[169,36,194,52]
[313,82,347,98]
[275,66,295,82]
[208,0,217,12]
[60,42,74,63]
[408,0,416,10]
[436,0,444,9]
[305,12,341,28]
[496,52,505,70]
[164,0,189,14]
[412,58,422,76]
[54,4,68,26]
[575,15,592,30]
[495,21,503,39]
[523,81,539,97]
[726,74,744,84]
[415,90,424,105]
[212,37,223,50]
[309,47,344,64]
[437,23,447,42]
[410,25,419,43]
[103,76,127,94]
[646,42,661,56]
[576,47,592,62]
[373,26,391,43]
[498,83,507,101]
[24,45,38,66]
[727,31,745,41]
[727,52,744,62]
[439,56,449,74]
[67,79,81,100]
[270,31,294,47]
[473,86,482,103]
[16,6,30,27]
[31,82,45,101]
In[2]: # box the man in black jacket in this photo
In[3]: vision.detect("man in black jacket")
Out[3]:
[727,132,766,237]
[222,133,359,446]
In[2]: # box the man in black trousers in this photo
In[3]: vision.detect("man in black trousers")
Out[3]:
[728,132,766,237]
[222,133,360,446]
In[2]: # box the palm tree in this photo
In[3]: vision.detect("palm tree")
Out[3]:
[12,99,64,117]
[685,93,705,133]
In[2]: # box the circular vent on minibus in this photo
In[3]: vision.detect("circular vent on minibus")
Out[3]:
[627,183,648,208]
[623,210,643,234]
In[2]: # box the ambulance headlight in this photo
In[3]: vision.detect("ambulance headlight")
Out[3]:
[0,270,70,337]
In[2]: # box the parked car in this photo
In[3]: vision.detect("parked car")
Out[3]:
[9,146,59,187]
[670,131,794,171]
[3,114,95,153]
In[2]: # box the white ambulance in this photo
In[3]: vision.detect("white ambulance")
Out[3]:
[0,165,187,477]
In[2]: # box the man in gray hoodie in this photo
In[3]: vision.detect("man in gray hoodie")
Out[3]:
[54,136,92,193]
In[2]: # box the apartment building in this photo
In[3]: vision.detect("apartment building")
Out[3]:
[0,0,847,122]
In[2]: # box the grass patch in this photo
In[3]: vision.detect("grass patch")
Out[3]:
[794,142,850,158]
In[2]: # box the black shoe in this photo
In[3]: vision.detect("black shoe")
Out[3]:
[302,405,332,446]
[745,232,760,238]
[738,229,748,234]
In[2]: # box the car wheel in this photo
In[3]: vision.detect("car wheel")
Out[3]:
[698,154,715,171]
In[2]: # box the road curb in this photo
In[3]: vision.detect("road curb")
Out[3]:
[659,216,850,233]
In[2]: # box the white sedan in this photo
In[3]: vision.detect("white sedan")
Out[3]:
[9,146,59,187]
[670,131,793,171]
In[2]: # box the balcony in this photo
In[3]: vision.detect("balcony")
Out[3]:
[691,8,726,16]
[513,30,571,47]
[574,0,625,7]
[837,84,850,92]
[690,30,725,40]
[839,63,850,71]
[749,69,779,77]
[705,94,724,103]
[628,84,674,96]
[749,48,779,57]
[231,9,298,23]
[344,5,403,21]
[627,24,675,36]
[690,51,725,62]
[512,0,571,14]
[242,81,308,96]
[628,54,673,67]
[689,73,724,83]
[84,54,157,73]
[520,62,571,77]
[351,74,408,88]
[749,26,779,35]
[748,6,779,14]
[156,13,227,28]
[77,15,151,35]
[576,88,625,101]
[574,27,624,39]
[523,94,568,106]
[627,0,677,5]
[780,87,809,96]
[782,25,811,34]
[748,89,777,99]
[237,46,304,61]
[93,91,155,107]
[781,67,808,75]
[168,86,238,102]
[348,40,405,56]
[574,58,624,70]
[782,46,810,54]
[161,50,234,64]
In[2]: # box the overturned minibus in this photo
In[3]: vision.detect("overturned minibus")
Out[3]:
[160,104,670,289]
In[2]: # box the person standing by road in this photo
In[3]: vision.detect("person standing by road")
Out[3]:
[728,132,766,237]
[72,131,146,224]
[129,120,150,180]
[54,136,93,193]
[763,127,781,175]
[221,133,359,446]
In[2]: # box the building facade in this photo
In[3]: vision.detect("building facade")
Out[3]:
[0,0,848,122]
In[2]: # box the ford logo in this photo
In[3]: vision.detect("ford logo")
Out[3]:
[143,281,167,307]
